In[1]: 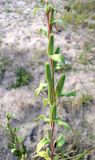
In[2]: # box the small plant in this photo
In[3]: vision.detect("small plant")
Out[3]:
[73,94,93,107]
[0,57,10,83]
[12,67,32,88]
[78,42,94,65]
[34,1,76,160]
[6,113,28,160]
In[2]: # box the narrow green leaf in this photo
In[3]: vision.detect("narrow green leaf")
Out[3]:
[36,137,50,152]
[45,63,52,84]
[49,8,54,25]
[49,54,65,63]
[55,47,60,55]
[53,47,60,68]
[57,135,65,148]
[50,104,57,121]
[56,74,66,97]
[56,118,70,130]
[48,34,54,55]
[35,82,47,96]
[48,84,52,104]
[61,91,76,97]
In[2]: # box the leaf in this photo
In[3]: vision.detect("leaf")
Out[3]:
[48,34,54,55]
[56,74,66,97]
[49,54,65,64]
[61,90,76,97]
[38,151,51,160]
[38,115,50,123]
[53,47,60,68]
[35,82,47,96]
[56,118,70,130]
[57,135,65,148]
[49,8,54,25]
[11,148,21,156]
[52,19,63,25]
[55,47,60,55]
[43,98,49,107]
[50,104,57,120]
[33,7,40,15]
[54,156,59,160]
[39,27,47,37]
[36,137,50,152]
[45,63,52,84]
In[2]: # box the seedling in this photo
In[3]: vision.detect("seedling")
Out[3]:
[6,113,28,160]
[12,67,32,88]
[34,1,76,160]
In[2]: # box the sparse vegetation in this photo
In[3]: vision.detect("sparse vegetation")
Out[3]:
[63,0,95,27]
[6,113,28,160]
[73,93,93,107]
[12,67,32,88]
[78,42,94,65]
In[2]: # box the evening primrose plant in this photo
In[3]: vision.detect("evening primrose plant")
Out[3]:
[34,0,76,160]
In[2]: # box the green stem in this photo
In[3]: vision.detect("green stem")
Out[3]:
[47,8,56,160]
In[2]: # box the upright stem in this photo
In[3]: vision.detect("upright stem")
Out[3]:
[46,10,56,160]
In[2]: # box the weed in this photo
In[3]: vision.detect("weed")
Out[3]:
[34,1,76,160]
[63,0,95,27]
[12,67,32,88]
[88,23,95,29]
[6,113,28,160]
[79,52,88,65]
[73,94,93,107]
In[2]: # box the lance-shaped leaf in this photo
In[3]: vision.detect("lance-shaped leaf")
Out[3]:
[45,63,52,84]
[35,82,47,96]
[49,54,65,64]
[36,137,50,153]
[38,151,51,160]
[60,90,76,97]
[56,135,65,148]
[48,85,52,104]
[56,74,66,97]
[50,104,57,121]
[53,47,60,68]
[48,34,54,55]
[56,118,70,130]
[49,8,54,25]
[55,47,60,55]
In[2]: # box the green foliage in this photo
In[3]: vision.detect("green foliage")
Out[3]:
[88,23,95,29]
[6,113,28,159]
[34,1,76,160]
[56,135,65,148]
[12,67,32,88]
[63,0,95,27]
[36,137,50,153]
